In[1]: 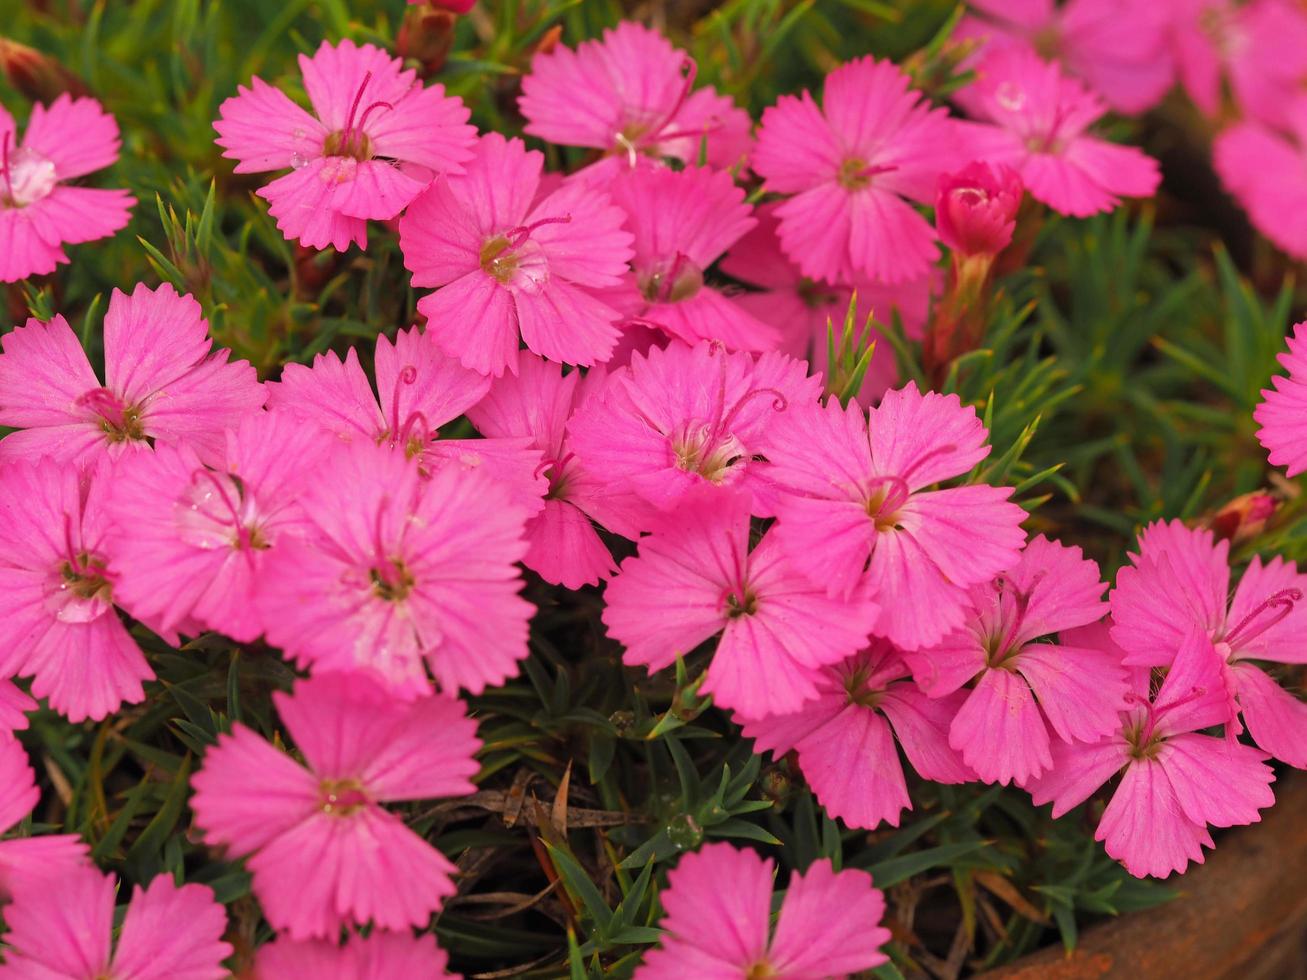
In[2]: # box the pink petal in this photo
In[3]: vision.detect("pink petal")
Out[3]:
[1005,534,1108,644]
[865,529,975,650]
[1226,553,1307,664]
[366,81,475,174]
[1232,661,1307,767]
[950,668,1053,785]
[1026,735,1129,817]
[298,39,413,131]
[1152,627,1238,736]
[847,187,939,284]
[111,877,232,980]
[528,179,635,287]
[268,346,386,441]
[896,485,1027,592]
[214,76,326,174]
[771,183,855,284]
[327,159,428,221]
[0,680,36,733]
[418,271,522,377]
[260,159,369,251]
[254,932,456,979]
[1159,732,1275,828]
[523,498,616,589]
[0,209,68,282]
[0,313,99,429]
[753,91,842,193]
[1013,641,1128,743]
[0,835,90,903]
[644,287,782,353]
[21,94,120,179]
[869,384,991,489]
[769,859,890,976]
[25,186,134,245]
[879,685,974,783]
[0,864,114,976]
[375,325,491,432]
[514,277,622,367]
[1096,759,1213,879]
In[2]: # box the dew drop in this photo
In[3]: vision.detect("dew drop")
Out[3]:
[289,152,309,170]
[995,81,1026,112]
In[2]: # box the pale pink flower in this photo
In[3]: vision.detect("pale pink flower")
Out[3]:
[752,56,956,285]
[0,459,153,722]
[0,865,231,979]
[902,535,1123,785]
[0,737,88,900]
[268,327,546,516]
[105,411,331,644]
[767,383,1027,650]
[252,931,458,979]
[718,201,931,405]
[635,842,890,979]
[936,160,1023,256]
[215,38,475,252]
[0,94,134,282]
[399,133,634,376]
[603,494,879,716]
[1110,520,1307,767]
[958,0,1173,114]
[567,341,820,536]
[190,673,479,939]
[0,283,265,467]
[256,440,531,696]
[739,641,972,829]
[1027,625,1274,879]
[605,165,779,353]
[1256,322,1307,477]
[519,22,752,183]
[954,48,1161,218]
[466,353,616,589]
[1214,113,1307,263]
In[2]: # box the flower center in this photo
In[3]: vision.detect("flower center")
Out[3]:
[322,69,392,163]
[671,421,746,483]
[639,252,704,304]
[77,387,147,444]
[0,134,56,208]
[177,470,267,553]
[837,157,896,191]
[746,961,775,980]
[371,560,414,602]
[479,216,569,292]
[724,589,758,618]
[323,129,373,161]
[318,778,370,817]
[842,664,883,708]
[864,477,909,531]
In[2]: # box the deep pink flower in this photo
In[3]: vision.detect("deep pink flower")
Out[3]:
[603,494,879,716]
[0,283,265,467]
[268,327,546,516]
[902,535,1123,785]
[935,161,1023,257]
[105,411,332,644]
[0,459,153,722]
[0,866,231,980]
[635,843,890,979]
[605,165,779,352]
[252,931,458,979]
[739,641,972,829]
[1162,0,1235,115]
[752,56,956,285]
[0,94,133,283]
[567,341,820,536]
[1027,625,1274,879]
[1214,114,1307,263]
[718,201,931,405]
[190,673,479,939]
[1256,322,1307,477]
[256,440,532,696]
[958,0,1174,114]
[767,383,1027,650]
[400,133,635,376]
[519,22,752,183]
[954,48,1161,218]
[1110,520,1307,767]
[466,353,616,588]
[0,737,88,900]
[215,38,475,252]
[1227,0,1307,128]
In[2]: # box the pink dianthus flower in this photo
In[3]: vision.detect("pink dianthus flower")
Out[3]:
[1027,625,1275,879]
[256,440,532,696]
[105,411,332,644]
[603,494,879,716]
[190,673,479,939]
[567,340,820,536]
[0,737,88,900]
[1226,0,1307,128]
[958,0,1173,115]
[0,458,153,722]
[752,56,956,286]
[519,22,752,184]
[767,383,1027,650]
[1255,322,1307,477]
[0,95,134,283]
[1110,520,1307,768]
[215,38,475,252]
[903,535,1125,785]
[740,641,972,830]
[0,865,231,980]
[466,353,616,589]
[605,165,779,352]
[0,282,265,467]
[268,327,546,516]
[252,931,458,979]
[1214,112,1307,263]
[954,48,1161,218]
[400,133,634,376]
[635,843,890,979]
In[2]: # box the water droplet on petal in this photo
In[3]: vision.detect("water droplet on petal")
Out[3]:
[289,152,309,170]
[995,81,1026,112]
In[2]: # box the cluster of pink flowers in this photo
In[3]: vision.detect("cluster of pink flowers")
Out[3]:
[0,6,1303,975]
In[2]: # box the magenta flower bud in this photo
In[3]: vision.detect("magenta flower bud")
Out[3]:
[935,161,1024,257]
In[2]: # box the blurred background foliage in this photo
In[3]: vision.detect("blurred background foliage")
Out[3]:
[2,1,1304,978]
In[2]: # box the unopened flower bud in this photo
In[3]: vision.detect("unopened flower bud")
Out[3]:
[396,7,457,76]
[936,160,1023,258]
[1206,491,1277,545]
[0,37,89,104]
